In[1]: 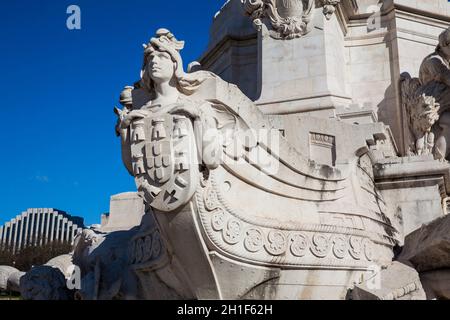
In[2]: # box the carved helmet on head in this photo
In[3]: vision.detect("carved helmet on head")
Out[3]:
[140,28,186,92]
[139,28,215,97]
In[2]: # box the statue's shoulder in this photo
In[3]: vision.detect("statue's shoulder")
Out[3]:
[420,52,447,71]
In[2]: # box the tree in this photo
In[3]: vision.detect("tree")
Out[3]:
[0,236,72,272]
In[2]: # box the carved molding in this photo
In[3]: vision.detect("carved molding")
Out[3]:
[380,281,423,300]
[195,174,390,268]
[310,132,336,148]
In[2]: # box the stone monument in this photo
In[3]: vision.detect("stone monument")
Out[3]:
[3,0,450,300]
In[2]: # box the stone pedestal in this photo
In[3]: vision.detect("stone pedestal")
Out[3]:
[201,0,450,154]
[255,10,351,117]
[374,156,450,238]
[101,192,145,232]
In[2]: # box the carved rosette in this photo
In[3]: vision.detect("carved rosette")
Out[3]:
[310,234,331,258]
[243,0,315,39]
[195,173,385,268]
[244,229,265,252]
[265,231,288,255]
[290,233,309,257]
[349,236,363,260]
[332,235,348,259]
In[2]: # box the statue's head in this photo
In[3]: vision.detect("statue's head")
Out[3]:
[437,27,450,57]
[139,29,215,98]
[140,29,186,93]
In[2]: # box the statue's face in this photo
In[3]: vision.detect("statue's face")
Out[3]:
[148,50,175,84]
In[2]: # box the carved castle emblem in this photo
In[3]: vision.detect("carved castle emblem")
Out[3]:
[243,0,315,39]
[131,113,199,212]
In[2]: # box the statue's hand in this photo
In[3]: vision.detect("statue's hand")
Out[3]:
[168,103,201,119]
[121,110,150,128]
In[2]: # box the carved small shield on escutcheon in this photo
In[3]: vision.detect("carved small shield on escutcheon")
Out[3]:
[145,140,173,184]
[131,112,200,213]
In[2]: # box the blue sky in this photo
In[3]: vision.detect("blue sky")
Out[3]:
[0,0,224,226]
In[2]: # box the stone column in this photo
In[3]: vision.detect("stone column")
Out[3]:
[44,208,51,244]
[19,211,28,250]
[4,223,10,249]
[29,209,36,246]
[34,209,41,246]
[66,221,72,244]
[49,212,56,242]
[0,225,4,248]
[23,210,31,248]
[2,223,7,248]
[61,218,68,242]
[17,214,25,252]
[12,217,21,254]
[55,215,62,242]
[8,219,15,248]
[11,217,18,254]
[71,224,77,244]
[39,209,46,246]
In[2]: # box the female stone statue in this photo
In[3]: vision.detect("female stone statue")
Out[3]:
[116,29,222,208]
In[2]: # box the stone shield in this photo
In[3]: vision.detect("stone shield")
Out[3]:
[130,113,199,212]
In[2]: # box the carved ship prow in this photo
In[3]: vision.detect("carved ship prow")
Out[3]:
[128,76,399,300]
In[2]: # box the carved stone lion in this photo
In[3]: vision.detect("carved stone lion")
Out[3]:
[401,27,450,160]
[401,74,440,157]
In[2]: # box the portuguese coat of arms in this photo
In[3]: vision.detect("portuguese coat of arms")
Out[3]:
[129,111,199,212]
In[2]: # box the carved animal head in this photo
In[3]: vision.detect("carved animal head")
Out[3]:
[410,94,440,134]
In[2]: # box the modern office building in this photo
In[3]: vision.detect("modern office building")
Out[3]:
[0,208,84,253]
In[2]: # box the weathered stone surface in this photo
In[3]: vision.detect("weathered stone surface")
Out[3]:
[0,266,24,292]
[106,26,401,300]
[101,192,145,232]
[420,269,450,300]
[13,0,450,300]
[45,254,74,278]
[398,214,450,272]
[20,266,72,300]
[204,0,450,156]
[374,156,450,237]
[349,262,426,300]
